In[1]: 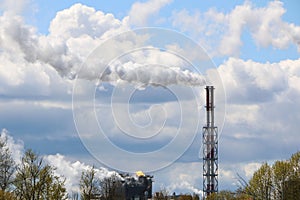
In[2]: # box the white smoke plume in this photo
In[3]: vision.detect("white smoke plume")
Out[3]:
[91,62,205,88]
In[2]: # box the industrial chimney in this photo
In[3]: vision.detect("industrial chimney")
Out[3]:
[203,86,218,197]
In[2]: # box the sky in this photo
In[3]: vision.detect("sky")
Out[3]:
[0,0,300,197]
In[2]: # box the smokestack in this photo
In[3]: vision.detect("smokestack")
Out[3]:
[203,86,218,197]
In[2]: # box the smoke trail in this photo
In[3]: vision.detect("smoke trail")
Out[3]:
[103,63,205,88]
[82,61,206,88]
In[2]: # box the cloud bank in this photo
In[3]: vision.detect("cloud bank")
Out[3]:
[172,1,300,56]
[128,0,172,26]
[0,3,205,90]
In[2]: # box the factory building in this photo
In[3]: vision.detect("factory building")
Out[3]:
[118,171,153,200]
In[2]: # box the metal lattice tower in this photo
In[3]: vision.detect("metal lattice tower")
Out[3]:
[203,86,218,197]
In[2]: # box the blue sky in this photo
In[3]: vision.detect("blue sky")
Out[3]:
[0,0,300,196]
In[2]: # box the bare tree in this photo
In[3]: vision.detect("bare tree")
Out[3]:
[80,166,101,200]
[100,173,123,200]
[0,134,15,192]
[154,187,169,200]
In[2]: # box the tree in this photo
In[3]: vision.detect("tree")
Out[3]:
[237,151,300,200]
[100,173,123,200]
[204,190,252,200]
[192,193,200,200]
[282,151,300,200]
[0,134,15,192]
[245,163,272,200]
[80,166,101,200]
[80,169,124,200]
[178,194,193,200]
[153,192,167,200]
[272,160,291,199]
[289,151,300,179]
[155,187,169,200]
[206,190,235,200]
[46,175,68,200]
[0,189,15,200]
[14,149,67,200]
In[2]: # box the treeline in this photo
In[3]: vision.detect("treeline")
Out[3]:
[78,167,124,200]
[0,134,127,200]
[153,192,200,200]
[206,151,300,200]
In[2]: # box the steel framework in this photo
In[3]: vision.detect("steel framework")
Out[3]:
[203,86,218,197]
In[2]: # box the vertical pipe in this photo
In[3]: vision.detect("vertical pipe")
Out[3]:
[210,86,214,192]
[203,86,218,197]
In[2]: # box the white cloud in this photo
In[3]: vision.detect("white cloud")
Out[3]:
[218,57,300,166]
[218,57,300,112]
[43,3,130,78]
[0,12,40,61]
[217,162,265,190]
[49,3,128,39]
[45,154,118,194]
[156,162,203,195]
[0,0,32,15]
[172,1,300,56]
[0,13,70,97]
[0,56,58,97]
[0,129,24,165]
[218,57,288,103]
[248,1,300,50]
[225,104,260,127]
[243,162,262,179]
[0,3,129,85]
[168,181,203,196]
[128,0,172,26]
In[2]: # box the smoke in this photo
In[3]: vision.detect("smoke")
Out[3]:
[88,61,206,89]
